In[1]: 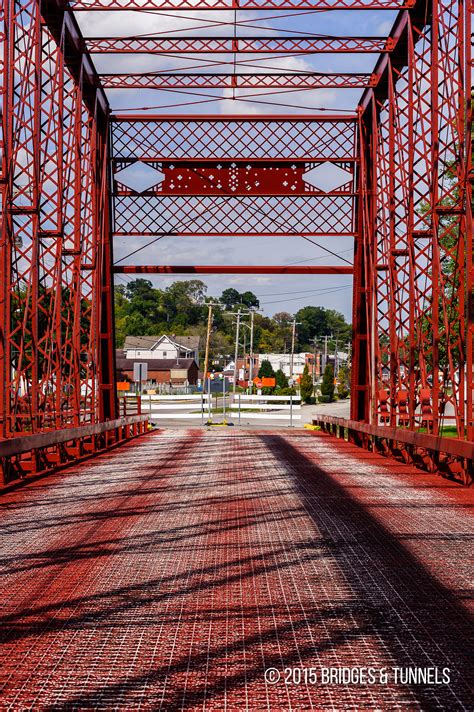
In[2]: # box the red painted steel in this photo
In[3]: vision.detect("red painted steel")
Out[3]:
[87,36,395,54]
[114,265,354,274]
[350,0,472,441]
[0,0,116,442]
[1,430,472,708]
[101,72,374,90]
[313,414,474,485]
[110,116,358,236]
[0,0,472,469]
[70,0,414,9]
[113,161,355,197]
[0,415,149,486]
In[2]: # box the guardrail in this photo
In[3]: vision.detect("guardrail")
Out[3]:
[231,394,301,426]
[312,415,473,486]
[0,414,149,488]
[133,393,212,422]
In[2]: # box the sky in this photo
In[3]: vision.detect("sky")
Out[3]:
[75,5,398,321]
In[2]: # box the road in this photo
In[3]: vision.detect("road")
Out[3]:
[1,428,472,710]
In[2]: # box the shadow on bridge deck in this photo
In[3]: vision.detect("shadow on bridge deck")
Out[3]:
[0,429,472,710]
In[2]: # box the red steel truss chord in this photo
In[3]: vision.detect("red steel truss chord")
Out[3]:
[113,265,354,274]
[69,0,415,10]
[101,72,375,90]
[87,36,395,54]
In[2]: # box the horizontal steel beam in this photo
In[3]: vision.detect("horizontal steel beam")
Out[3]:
[102,72,374,90]
[87,36,394,54]
[114,265,354,274]
[0,415,148,459]
[41,0,109,120]
[312,415,474,485]
[71,0,414,10]
[111,113,358,121]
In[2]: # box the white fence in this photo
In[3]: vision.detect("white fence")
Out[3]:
[230,394,301,426]
[125,393,212,422]
[123,392,301,426]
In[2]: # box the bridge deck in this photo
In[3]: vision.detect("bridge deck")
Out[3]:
[1,429,472,710]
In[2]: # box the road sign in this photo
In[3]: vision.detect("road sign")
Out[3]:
[133,362,148,382]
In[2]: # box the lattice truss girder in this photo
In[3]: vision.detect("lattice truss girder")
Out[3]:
[87,36,396,55]
[0,0,113,436]
[69,0,414,9]
[102,73,374,90]
[111,117,358,236]
[356,0,473,436]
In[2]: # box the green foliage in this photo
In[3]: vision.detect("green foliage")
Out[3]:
[220,288,259,310]
[299,364,313,404]
[277,386,297,396]
[114,280,352,372]
[336,364,350,399]
[320,364,335,402]
[295,305,351,351]
[275,369,289,389]
[220,288,241,310]
[240,291,260,308]
[258,359,275,378]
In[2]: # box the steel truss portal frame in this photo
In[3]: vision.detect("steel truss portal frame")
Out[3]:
[0,0,472,482]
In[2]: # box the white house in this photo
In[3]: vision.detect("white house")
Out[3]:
[123,335,200,362]
[258,353,313,378]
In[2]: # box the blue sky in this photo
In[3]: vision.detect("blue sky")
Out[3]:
[76,6,398,320]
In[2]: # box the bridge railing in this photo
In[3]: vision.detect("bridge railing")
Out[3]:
[312,415,473,486]
[0,415,149,488]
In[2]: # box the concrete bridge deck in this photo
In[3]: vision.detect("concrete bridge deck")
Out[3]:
[0,429,472,710]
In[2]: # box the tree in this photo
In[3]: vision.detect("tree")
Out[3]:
[258,359,275,378]
[275,369,289,389]
[295,305,351,350]
[273,311,292,326]
[220,288,241,310]
[257,328,280,353]
[240,290,260,308]
[320,364,335,402]
[300,364,313,404]
[336,364,350,399]
[295,306,330,348]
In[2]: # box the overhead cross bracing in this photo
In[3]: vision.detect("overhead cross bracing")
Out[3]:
[86,36,396,53]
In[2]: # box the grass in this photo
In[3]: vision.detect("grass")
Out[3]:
[417,425,461,438]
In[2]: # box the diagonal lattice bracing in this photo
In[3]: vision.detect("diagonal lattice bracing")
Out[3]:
[110,117,358,236]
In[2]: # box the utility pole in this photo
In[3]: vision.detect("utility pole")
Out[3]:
[203,303,214,382]
[248,309,255,388]
[346,340,352,369]
[289,318,301,381]
[334,333,339,377]
[309,337,318,384]
[232,309,241,394]
[322,334,333,372]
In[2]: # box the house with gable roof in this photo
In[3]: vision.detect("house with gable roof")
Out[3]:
[122,334,200,363]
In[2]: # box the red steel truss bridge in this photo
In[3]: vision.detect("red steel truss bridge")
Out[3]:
[0,0,473,708]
